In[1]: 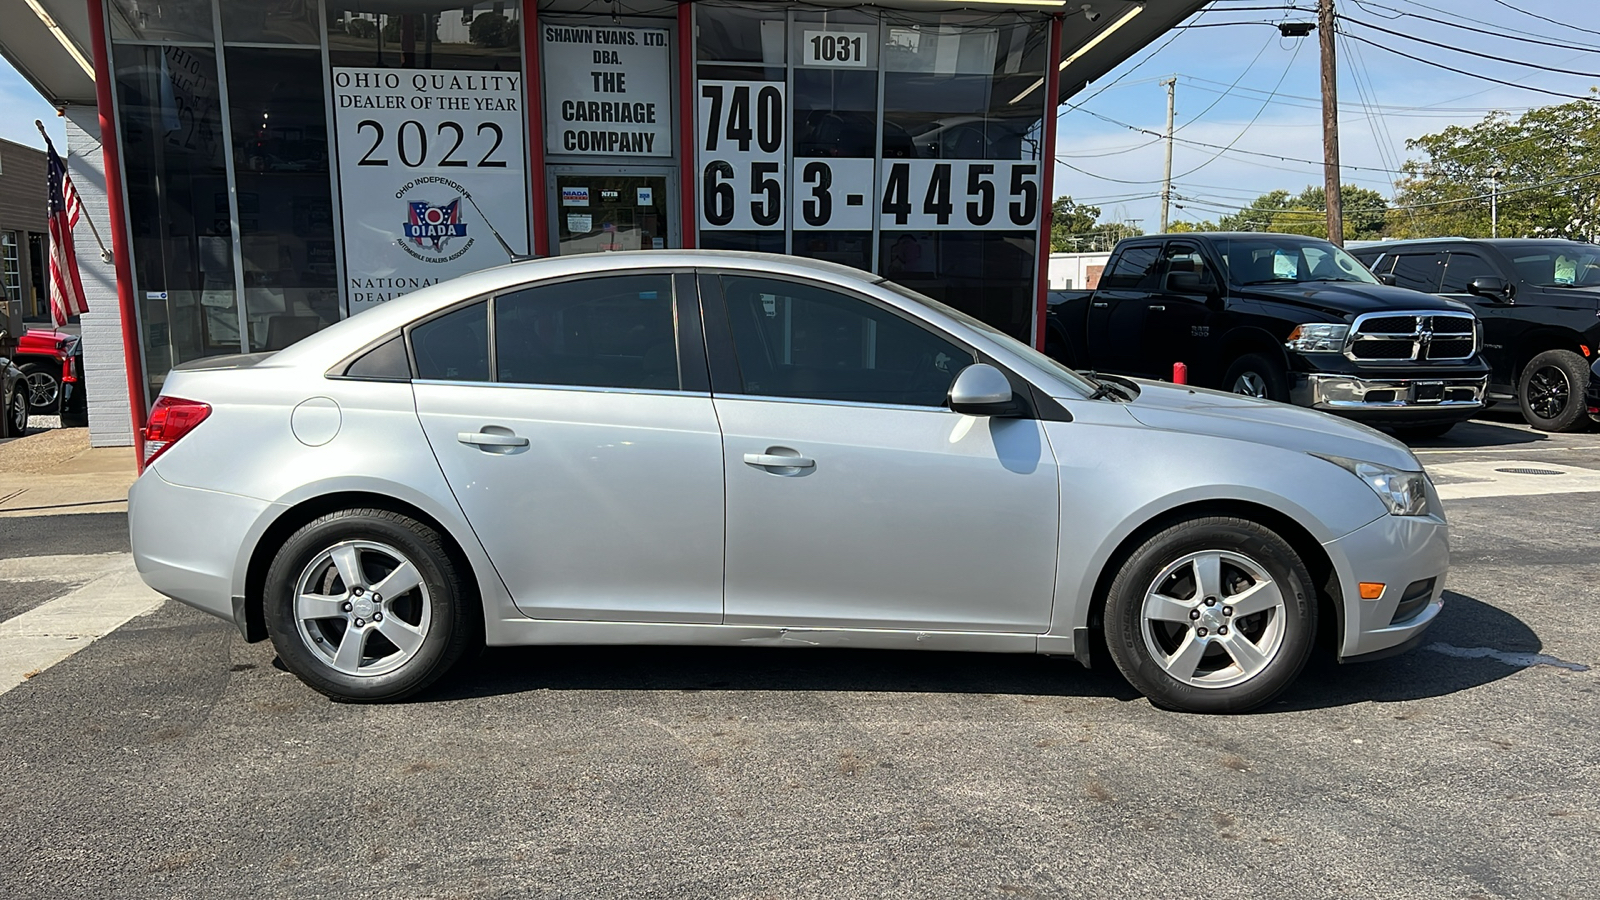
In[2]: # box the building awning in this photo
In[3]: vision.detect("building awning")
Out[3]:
[1,0,1204,110]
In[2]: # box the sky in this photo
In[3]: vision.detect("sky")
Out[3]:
[1054,0,1600,233]
[1,0,1593,227]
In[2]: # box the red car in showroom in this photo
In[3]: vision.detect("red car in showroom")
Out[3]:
[12,327,85,424]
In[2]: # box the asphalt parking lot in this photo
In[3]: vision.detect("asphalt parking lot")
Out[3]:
[1,412,1596,900]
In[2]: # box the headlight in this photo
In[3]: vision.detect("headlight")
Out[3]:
[1285,323,1349,353]
[1312,454,1432,516]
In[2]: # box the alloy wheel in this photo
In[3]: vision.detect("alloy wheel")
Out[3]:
[1232,372,1269,398]
[1140,549,1287,689]
[25,371,59,410]
[1525,365,1570,421]
[294,540,433,677]
[9,390,26,434]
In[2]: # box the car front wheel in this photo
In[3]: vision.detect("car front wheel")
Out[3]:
[1518,349,1591,432]
[263,508,477,701]
[1103,517,1317,714]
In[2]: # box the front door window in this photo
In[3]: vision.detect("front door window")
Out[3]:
[554,174,671,255]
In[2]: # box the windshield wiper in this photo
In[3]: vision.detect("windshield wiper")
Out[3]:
[1081,371,1129,401]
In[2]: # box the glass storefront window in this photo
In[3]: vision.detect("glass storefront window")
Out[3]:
[109,0,214,43]
[113,42,236,400]
[554,174,670,255]
[327,2,522,72]
[221,0,320,45]
[880,231,1037,343]
[225,47,340,351]
[0,232,19,304]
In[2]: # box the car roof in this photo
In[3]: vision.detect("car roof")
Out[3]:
[267,251,882,368]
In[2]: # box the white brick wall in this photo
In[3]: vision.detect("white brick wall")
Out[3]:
[65,107,134,448]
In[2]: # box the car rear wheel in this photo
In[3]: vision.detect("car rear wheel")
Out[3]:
[263,508,477,702]
[1103,517,1317,714]
[1223,354,1288,403]
[3,383,28,438]
[1518,349,1591,433]
[20,363,60,414]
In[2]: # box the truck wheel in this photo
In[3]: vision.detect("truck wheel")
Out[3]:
[20,363,60,414]
[1102,516,1317,714]
[1518,349,1591,433]
[1223,354,1288,402]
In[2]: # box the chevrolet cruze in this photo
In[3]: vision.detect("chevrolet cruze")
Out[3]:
[129,252,1447,713]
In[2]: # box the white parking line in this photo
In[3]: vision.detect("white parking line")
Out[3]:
[0,554,164,697]
[1429,460,1600,500]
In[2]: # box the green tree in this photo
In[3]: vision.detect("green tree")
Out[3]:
[1216,185,1388,240]
[1050,196,1143,252]
[1389,96,1600,240]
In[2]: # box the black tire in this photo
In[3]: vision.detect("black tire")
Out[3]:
[1222,353,1289,403]
[2,381,27,438]
[263,508,478,702]
[1517,349,1591,433]
[19,363,60,414]
[1103,517,1317,714]
[1392,422,1455,441]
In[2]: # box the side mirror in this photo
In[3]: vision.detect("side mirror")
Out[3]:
[1376,272,1398,287]
[1468,275,1512,302]
[1166,272,1214,295]
[948,363,1021,417]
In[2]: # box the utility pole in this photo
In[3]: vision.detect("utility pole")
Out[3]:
[1160,77,1176,233]
[1318,0,1343,245]
[1489,165,1504,237]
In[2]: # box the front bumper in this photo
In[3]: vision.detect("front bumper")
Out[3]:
[1291,373,1487,423]
[1324,509,1449,662]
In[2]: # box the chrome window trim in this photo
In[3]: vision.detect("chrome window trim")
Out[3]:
[710,392,958,414]
[412,378,711,400]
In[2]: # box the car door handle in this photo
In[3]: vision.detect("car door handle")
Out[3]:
[744,452,815,469]
[1148,305,1166,311]
[1091,301,1109,308]
[458,431,529,448]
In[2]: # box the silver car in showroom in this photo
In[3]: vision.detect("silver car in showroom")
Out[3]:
[128,252,1446,713]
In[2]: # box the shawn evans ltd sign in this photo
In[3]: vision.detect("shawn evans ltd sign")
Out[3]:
[332,68,530,313]
[542,24,672,156]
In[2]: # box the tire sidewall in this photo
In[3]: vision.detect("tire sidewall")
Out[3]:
[6,385,27,437]
[1518,350,1589,432]
[20,363,60,414]
[1223,354,1288,403]
[264,510,464,701]
[1105,519,1317,714]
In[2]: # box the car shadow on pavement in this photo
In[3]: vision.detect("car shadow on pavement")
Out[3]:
[405,590,1541,711]
[1404,417,1549,449]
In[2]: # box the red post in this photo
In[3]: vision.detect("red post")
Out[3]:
[524,4,549,257]
[1173,362,1188,385]
[84,0,148,468]
[1034,15,1064,351]
[677,2,697,249]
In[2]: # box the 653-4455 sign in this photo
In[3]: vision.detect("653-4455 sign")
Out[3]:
[697,80,1040,232]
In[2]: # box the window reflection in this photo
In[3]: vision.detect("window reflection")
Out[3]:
[109,0,214,43]
[327,2,523,71]
[225,47,340,352]
[880,232,1037,342]
[222,0,320,45]
[113,43,235,401]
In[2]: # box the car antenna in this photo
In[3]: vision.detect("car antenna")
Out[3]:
[459,189,535,262]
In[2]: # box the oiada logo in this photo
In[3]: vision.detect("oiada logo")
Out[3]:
[396,178,475,263]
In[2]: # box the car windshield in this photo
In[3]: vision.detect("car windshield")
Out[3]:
[875,280,1104,397]
[1509,246,1600,287]
[1213,237,1380,286]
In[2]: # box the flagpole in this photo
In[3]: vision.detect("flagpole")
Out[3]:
[36,120,113,263]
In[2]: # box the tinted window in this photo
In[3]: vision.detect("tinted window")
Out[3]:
[411,302,488,381]
[345,335,410,380]
[720,275,974,406]
[1389,253,1443,292]
[1440,253,1500,293]
[1100,245,1161,290]
[1158,244,1217,293]
[495,275,678,390]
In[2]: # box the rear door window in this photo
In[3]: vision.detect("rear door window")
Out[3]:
[1388,253,1444,292]
[494,274,679,390]
[1099,245,1162,291]
[410,301,488,382]
[1439,253,1500,293]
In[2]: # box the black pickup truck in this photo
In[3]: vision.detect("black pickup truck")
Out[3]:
[1046,232,1491,437]
[1348,238,1600,432]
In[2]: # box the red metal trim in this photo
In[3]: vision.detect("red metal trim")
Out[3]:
[525,4,549,257]
[1034,15,1064,351]
[677,1,696,249]
[85,0,148,467]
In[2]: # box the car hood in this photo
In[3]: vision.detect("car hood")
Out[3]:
[1243,281,1473,318]
[1120,380,1421,471]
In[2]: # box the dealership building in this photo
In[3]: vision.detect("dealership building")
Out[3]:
[0,0,1200,450]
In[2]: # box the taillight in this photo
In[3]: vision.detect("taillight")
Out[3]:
[143,397,212,465]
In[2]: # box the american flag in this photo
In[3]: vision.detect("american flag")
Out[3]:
[45,136,88,327]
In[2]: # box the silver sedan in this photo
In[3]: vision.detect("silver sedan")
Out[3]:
[128,251,1447,713]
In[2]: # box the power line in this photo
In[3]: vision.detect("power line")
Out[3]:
[1067,105,1412,173]
[1337,30,1600,102]
[1169,33,1307,180]
[1488,0,1600,39]
[1351,0,1600,52]
[1338,14,1600,79]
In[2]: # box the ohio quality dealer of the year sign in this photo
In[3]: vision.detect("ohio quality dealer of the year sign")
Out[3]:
[542,24,673,157]
[332,68,530,314]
